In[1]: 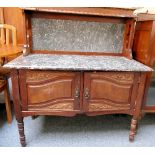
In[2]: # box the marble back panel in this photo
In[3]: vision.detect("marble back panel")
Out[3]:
[31,18,125,53]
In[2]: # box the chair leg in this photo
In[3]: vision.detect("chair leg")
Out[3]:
[4,83,12,124]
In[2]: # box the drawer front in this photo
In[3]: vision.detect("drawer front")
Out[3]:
[83,72,138,113]
[19,70,81,112]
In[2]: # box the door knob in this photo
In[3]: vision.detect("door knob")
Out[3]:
[74,88,80,98]
[84,88,89,99]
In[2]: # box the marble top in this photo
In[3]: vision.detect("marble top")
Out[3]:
[4,54,152,72]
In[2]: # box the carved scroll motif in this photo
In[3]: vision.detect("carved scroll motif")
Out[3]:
[29,102,74,111]
[48,103,73,110]
[26,71,58,81]
[26,71,72,82]
[101,72,134,83]
[89,102,130,111]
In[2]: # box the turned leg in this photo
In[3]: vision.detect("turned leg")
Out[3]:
[17,119,26,147]
[129,118,138,142]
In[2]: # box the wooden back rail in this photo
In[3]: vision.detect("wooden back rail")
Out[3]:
[0,24,17,46]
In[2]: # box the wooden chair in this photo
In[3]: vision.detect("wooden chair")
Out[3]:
[0,24,17,124]
[0,24,17,46]
[0,24,17,64]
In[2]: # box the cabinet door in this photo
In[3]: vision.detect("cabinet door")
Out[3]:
[19,70,81,114]
[83,72,138,115]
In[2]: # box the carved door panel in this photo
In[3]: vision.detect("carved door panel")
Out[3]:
[83,72,138,114]
[19,70,81,113]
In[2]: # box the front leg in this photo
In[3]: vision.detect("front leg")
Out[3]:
[17,119,26,147]
[129,118,138,142]
[11,70,27,146]
[129,73,147,142]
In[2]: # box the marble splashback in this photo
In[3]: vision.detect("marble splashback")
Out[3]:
[32,18,125,53]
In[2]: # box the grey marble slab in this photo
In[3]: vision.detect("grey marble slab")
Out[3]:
[32,18,124,53]
[4,54,152,72]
